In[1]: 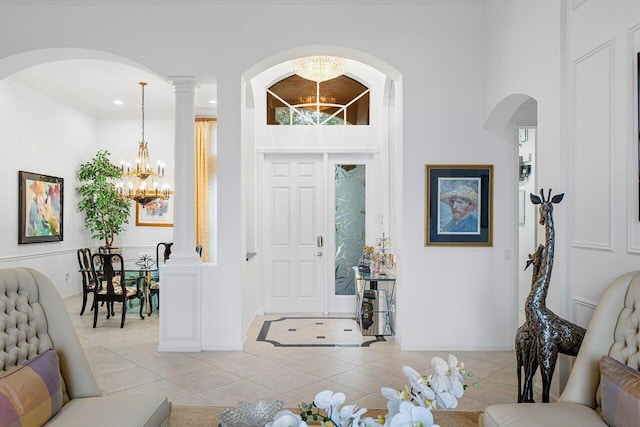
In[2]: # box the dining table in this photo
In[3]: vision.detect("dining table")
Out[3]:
[122,261,158,316]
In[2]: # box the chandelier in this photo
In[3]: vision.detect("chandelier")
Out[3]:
[296,94,338,111]
[117,82,171,206]
[294,55,346,82]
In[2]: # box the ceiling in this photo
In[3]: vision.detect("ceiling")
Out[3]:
[8,59,217,119]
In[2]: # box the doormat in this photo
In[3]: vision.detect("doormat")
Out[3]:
[257,316,385,347]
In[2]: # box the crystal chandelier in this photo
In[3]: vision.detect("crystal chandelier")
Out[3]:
[117,82,171,206]
[294,55,346,82]
[296,93,338,111]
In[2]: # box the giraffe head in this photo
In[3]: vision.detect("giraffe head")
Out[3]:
[530,188,564,226]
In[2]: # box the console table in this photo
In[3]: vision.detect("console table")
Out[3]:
[354,268,396,336]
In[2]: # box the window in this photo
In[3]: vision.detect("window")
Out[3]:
[267,75,370,125]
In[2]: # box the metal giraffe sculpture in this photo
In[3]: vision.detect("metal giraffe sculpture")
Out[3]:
[522,189,586,403]
[515,243,544,402]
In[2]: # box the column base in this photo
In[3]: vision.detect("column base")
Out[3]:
[158,256,201,352]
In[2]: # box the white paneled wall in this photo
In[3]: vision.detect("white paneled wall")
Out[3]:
[571,41,613,251]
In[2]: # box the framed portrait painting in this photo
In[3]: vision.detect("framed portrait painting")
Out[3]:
[136,197,173,227]
[425,164,493,246]
[18,171,64,244]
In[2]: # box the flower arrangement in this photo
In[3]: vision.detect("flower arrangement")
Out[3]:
[266,354,469,427]
[360,232,396,276]
[135,254,156,269]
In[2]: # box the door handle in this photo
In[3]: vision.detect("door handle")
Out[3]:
[317,235,323,248]
[314,252,323,257]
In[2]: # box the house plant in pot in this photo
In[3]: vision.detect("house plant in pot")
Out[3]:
[77,149,131,249]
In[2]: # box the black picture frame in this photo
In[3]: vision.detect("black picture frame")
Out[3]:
[425,164,493,246]
[18,171,64,244]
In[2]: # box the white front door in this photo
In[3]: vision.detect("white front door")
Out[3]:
[262,154,325,313]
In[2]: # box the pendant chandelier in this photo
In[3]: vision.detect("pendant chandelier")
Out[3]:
[117,82,171,206]
[294,55,346,82]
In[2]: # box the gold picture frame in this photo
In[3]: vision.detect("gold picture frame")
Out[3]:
[135,197,173,227]
[425,164,493,246]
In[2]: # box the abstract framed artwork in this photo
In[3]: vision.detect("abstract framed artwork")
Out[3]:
[425,164,493,246]
[135,197,173,227]
[18,171,64,244]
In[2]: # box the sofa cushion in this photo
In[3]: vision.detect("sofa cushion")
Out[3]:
[45,393,171,427]
[482,402,607,427]
[0,349,63,427]
[600,355,640,427]
[0,269,54,371]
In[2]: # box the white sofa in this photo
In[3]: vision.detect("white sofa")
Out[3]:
[0,267,171,426]
[481,271,640,427]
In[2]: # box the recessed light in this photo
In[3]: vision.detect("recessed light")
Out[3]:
[208,100,217,104]
[113,100,124,105]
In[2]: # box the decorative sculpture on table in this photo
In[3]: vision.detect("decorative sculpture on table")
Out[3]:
[516,189,586,403]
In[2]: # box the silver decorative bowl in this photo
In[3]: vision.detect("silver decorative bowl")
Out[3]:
[218,399,286,427]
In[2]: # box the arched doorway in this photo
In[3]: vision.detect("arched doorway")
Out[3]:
[242,50,402,315]
[485,93,538,327]
[0,48,184,297]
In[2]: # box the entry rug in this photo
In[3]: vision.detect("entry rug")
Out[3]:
[257,316,385,347]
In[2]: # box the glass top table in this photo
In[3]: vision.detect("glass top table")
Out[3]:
[122,262,158,316]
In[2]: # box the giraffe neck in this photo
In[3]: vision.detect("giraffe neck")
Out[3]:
[527,209,554,312]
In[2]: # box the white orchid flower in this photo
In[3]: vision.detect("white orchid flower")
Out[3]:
[448,377,464,399]
[314,390,346,419]
[339,404,367,426]
[266,410,308,427]
[381,387,403,418]
[361,416,386,427]
[447,354,466,386]
[401,366,422,382]
[431,357,449,376]
[429,375,458,409]
[388,401,438,427]
[401,366,436,408]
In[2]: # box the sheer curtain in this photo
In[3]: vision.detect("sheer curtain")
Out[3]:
[195,118,216,262]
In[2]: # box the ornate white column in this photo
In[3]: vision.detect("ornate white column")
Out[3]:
[158,76,202,352]
[170,76,198,257]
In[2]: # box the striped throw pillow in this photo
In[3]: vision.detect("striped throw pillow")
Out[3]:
[600,355,640,427]
[0,349,63,427]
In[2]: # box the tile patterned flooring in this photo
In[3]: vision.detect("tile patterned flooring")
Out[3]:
[65,293,530,411]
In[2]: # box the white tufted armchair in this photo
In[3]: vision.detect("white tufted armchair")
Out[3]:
[481,271,640,427]
[0,267,171,426]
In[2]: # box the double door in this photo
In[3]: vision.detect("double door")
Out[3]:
[261,153,374,314]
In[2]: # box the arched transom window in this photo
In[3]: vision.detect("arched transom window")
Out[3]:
[267,74,370,125]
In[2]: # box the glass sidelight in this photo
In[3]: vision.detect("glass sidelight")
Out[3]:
[334,164,366,295]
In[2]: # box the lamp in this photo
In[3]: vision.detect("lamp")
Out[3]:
[117,82,171,206]
[294,56,346,82]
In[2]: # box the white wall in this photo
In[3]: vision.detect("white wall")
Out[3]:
[564,0,640,319]
[518,129,538,310]
[485,0,640,324]
[0,0,527,350]
[0,78,97,296]
[484,0,568,320]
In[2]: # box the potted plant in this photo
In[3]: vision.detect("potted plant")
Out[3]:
[77,150,131,248]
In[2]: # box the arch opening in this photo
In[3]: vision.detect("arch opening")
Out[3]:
[240,47,403,329]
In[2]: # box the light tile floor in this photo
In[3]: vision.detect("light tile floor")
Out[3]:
[64,293,535,411]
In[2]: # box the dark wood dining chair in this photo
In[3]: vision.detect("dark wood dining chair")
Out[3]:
[77,248,95,315]
[149,242,173,313]
[90,252,144,328]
